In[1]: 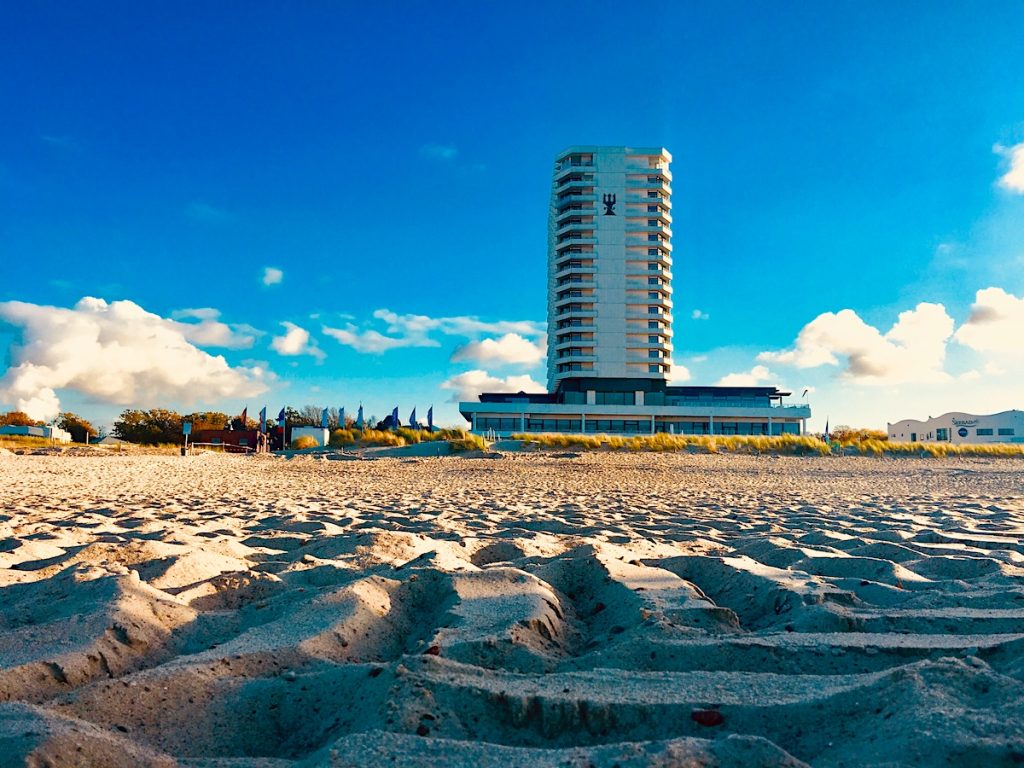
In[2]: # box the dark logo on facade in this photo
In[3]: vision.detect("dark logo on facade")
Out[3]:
[602,193,616,215]
[957,427,969,438]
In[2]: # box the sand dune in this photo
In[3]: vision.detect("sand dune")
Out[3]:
[1,451,1023,766]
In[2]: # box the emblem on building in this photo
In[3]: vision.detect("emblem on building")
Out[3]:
[602,193,616,215]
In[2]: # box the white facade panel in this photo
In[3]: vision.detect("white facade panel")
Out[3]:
[887,410,1024,444]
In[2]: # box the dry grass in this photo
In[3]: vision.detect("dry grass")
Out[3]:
[509,432,1024,458]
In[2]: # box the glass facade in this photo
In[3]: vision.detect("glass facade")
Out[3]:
[475,415,801,436]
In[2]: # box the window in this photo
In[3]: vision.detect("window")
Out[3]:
[977,428,994,436]
[647,234,659,242]
[648,219,659,226]
[648,248,660,256]
[998,428,1016,436]
[936,428,949,441]
[211,438,222,444]
[648,321,661,330]
[648,291,660,300]
[647,205,659,212]
[647,277,660,285]
[648,350,660,358]
[648,364,661,373]
[648,262,660,271]
[648,306,660,315]
[648,335,660,343]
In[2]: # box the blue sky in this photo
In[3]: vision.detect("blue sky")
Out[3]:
[2,2,1023,430]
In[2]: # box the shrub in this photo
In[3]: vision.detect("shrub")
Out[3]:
[329,429,355,446]
[449,434,488,452]
[290,435,319,450]
[356,429,405,447]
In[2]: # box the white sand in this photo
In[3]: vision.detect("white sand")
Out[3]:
[1,451,1023,767]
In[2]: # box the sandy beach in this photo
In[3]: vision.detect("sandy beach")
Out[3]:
[1,451,1023,766]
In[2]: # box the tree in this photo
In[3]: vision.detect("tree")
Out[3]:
[0,411,40,427]
[298,405,324,427]
[182,411,230,431]
[58,412,98,443]
[113,409,183,444]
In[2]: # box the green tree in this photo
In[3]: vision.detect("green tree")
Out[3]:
[57,412,98,443]
[0,411,40,427]
[113,409,183,444]
[182,411,230,431]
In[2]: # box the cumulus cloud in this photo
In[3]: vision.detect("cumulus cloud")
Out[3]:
[440,370,545,403]
[324,308,544,356]
[953,287,1024,360]
[0,297,269,421]
[262,267,283,286]
[717,364,774,387]
[322,324,440,353]
[171,307,260,349]
[691,309,709,321]
[759,302,954,384]
[450,333,546,366]
[667,361,692,384]
[270,322,324,361]
[995,142,1024,193]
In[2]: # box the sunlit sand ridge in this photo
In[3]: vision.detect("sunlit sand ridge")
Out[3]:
[1,452,1023,767]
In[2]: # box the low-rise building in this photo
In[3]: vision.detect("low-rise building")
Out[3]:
[887,410,1024,444]
[0,425,72,442]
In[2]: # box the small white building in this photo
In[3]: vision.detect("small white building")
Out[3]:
[290,426,329,447]
[0,425,72,442]
[888,410,1024,444]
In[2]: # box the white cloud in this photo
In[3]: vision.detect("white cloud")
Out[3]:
[420,143,458,161]
[322,324,440,354]
[953,287,1024,360]
[270,322,324,362]
[262,267,283,286]
[450,333,546,366]
[667,361,692,384]
[171,307,260,349]
[717,364,775,387]
[691,309,709,320]
[759,302,954,384]
[323,308,544,355]
[440,370,545,403]
[0,297,269,421]
[995,142,1024,193]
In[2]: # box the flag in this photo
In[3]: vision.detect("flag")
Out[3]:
[278,407,286,427]
[824,418,830,443]
[356,404,364,430]
[339,407,345,429]
[321,407,329,429]
[259,406,267,434]
[391,406,399,429]
[427,405,433,432]
[409,407,417,428]
[240,407,247,428]
[801,389,809,398]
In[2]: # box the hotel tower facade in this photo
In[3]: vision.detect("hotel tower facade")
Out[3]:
[548,146,674,389]
[460,146,810,437]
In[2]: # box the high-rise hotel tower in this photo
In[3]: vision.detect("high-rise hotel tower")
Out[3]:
[460,145,811,437]
[548,146,673,389]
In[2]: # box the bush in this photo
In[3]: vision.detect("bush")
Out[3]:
[290,435,319,450]
[329,429,355,446]
[355,429,405,447]
[449,434,488,452]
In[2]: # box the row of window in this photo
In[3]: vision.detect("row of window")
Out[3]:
[474,418,800,436]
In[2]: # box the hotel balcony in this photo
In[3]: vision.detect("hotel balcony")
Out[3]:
[556,178,596,191]
[627,178,672,196]
[626,309,673,323]
[555,220,596,236]
[625,193,671,207]
[555,193,598,208]
[554,263,596,279]
[554,336,595,350]
[556,275,597,289]
[555,305,597,318]
[626,206,672,224]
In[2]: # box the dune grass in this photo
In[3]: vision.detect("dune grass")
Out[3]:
[327,427,479,450]
[510,432,1024,458]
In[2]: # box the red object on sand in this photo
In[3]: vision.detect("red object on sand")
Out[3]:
[424,645,441,656]
[691,708,724,726]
